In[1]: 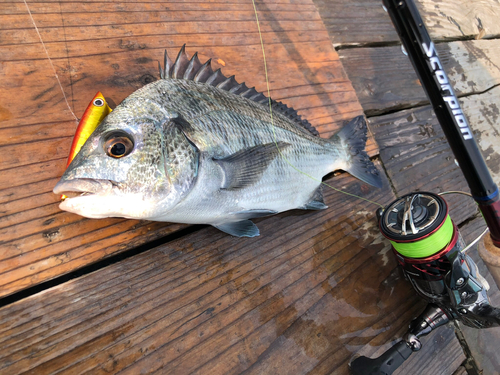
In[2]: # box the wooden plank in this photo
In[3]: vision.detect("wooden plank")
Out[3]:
[340,39,500,115]
[368,105,479,225]
[452,367,468,375]
[396,324,465,375]
[459,86,500,185]
[351,321,465,375]
[352,215,498,375]
[312,0,398,46]
[344,189,500,375]
[0,169,419,375]
[0,0,369,297]
[417,0,500,41]
[313,0,500,47]
[455,216,500,375]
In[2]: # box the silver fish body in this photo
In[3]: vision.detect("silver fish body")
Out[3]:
[54,47,381,237]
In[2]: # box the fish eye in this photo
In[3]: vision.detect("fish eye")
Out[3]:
[103,132,134,158]
[93,98,104,107]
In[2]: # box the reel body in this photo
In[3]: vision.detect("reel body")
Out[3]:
[379,192,498,328]
[381,192,460,303]
[350,192,500,375]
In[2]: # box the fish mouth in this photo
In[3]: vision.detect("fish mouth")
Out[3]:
[53,178,116,199]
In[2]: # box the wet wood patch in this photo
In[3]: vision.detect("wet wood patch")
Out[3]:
[0,0,371,298]
[0,170,430,375]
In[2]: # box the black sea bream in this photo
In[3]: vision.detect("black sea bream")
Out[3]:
[54,46,382,237]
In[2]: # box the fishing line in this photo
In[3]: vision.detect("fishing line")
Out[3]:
[438,191,490,253]
[250,0,384,209]
[23,0,79,123]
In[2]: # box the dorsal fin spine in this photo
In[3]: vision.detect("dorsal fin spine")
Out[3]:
[184,52,202,80]
[194,59,213,83]
[158,61,164,79]
[217,75,236,90]
[172,44,189,79]
[159,46,319,136]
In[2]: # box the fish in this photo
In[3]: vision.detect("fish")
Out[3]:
[53,45,382,237]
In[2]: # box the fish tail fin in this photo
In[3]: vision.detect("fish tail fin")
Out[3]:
[333,116,383,188]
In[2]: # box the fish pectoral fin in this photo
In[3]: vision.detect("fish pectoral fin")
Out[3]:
[213,220,260,237]
[233,209,278,219]
[214,142,290,190]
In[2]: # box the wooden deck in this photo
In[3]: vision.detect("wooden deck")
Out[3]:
[0,0,499,374]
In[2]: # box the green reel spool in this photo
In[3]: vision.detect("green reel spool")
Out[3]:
[380,192,453,259]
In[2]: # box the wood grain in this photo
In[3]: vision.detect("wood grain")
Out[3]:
[0,0,369,297]
[312,0,398,46]
[368,105,479,225]
[459,86,500,185]
[350,214,495,375]
[353,322,465,375]
[418,0,500,40]
[0,169,440,375]
[0,169,466,374]
[314,0,500,47]
[456,215,500,375]
[452,367,468,375]
[340,39,500,115]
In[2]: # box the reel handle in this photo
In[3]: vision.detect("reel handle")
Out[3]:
[349,340,413,375]
[350,304,449,375]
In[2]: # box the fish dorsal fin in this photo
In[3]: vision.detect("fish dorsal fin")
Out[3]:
[159,45,319,137]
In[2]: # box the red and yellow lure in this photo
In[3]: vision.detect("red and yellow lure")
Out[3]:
[66,92,112,168]
[61,92,112,200]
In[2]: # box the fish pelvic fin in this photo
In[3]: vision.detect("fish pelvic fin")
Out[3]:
[335,116,383,188]
[158,45,319,136]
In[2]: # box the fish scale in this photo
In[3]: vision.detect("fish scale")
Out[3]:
[54,46,382,237]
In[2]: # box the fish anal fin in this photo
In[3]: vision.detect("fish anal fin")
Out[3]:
[300,185,328,210]
[213,220,260,237]
[214,142,290,190]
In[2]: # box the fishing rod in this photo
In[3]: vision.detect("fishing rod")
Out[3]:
[350,0,500,374]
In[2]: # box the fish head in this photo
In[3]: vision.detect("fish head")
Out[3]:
[54,98,194,220]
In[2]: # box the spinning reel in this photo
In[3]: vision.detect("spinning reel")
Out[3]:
[350,192,500,375]
[350,0,500,373]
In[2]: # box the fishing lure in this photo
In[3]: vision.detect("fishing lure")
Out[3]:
[61,92,112,201]
[66,92,112,168]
